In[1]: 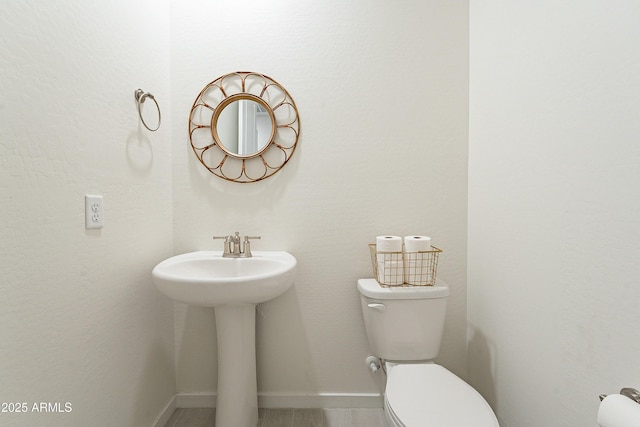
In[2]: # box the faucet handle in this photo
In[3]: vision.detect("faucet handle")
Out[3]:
[212,235,232,255]
[242,236,261,257]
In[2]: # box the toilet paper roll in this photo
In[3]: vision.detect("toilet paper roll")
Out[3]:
[376,236,403,252]
[598,394,640,427]
[404,235,432,252]
[404,260,431,286]
[377,260,404,286]
[404,236,432,285]
[375,236,404,285]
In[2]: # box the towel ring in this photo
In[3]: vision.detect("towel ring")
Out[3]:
[134,89,161,131]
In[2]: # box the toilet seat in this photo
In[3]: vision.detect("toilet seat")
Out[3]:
[385,363,499,427]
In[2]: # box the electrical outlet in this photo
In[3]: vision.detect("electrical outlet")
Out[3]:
[85,194,104,229]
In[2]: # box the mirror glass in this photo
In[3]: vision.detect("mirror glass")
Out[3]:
[215,99,274,157]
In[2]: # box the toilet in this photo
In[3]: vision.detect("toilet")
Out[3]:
[357,278,499,426]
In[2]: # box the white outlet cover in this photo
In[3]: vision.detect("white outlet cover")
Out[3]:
[85,194,104,229]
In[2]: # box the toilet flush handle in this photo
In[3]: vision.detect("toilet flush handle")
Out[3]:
[367,303,386,312]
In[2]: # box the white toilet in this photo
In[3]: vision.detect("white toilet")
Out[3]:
[358,278,499,426]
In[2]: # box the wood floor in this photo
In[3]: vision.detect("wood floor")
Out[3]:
[163,408,386,427]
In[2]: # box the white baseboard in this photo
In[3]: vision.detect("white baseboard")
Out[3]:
[258,392,383,408]
[152,395,177,427]
[176,392,216,408]
[173,391,383,409]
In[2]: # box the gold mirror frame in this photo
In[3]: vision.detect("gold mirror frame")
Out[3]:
[189,72,301,183]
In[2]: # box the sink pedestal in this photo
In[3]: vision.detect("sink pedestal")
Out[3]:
[215,304,258,427]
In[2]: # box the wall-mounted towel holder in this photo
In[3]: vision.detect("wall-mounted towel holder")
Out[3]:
[134,89,161,131]
[600,388,640,404]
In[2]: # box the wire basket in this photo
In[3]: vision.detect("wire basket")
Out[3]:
[369,243,442,287]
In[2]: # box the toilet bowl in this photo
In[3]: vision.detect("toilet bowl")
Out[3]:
[357,278,499,427]
[384,363,498,426]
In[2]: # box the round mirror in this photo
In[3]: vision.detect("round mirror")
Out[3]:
[212,96,275,158]
[189,71,300,183]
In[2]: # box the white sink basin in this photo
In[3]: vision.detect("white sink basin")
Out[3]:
[152,250,296,307]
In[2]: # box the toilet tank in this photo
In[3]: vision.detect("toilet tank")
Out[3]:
[357,278,449,361]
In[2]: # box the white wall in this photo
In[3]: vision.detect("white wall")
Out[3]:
[0,0,470,422]
[170,0,469,401]
[0,1,175,426]
[469,2,640,425]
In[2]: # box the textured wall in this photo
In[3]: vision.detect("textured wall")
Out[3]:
[468,2,640,425]
[170,0,469,399]
[0,1,175,426]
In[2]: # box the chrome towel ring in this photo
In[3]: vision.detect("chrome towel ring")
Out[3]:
[134,89,161,131]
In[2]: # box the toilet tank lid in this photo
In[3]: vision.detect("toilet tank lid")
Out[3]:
[357,278,449,300]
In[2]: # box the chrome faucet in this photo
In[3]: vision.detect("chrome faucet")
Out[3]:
[212,232,261,258]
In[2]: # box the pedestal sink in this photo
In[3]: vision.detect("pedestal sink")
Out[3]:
[152,251,296,427]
